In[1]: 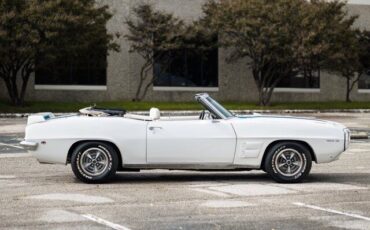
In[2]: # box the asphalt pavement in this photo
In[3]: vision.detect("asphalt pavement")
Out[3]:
[0,113,370,230]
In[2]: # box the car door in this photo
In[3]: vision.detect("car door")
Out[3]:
[146,119,237,164]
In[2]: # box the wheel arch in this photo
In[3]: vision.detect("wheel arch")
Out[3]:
[67,140,123,169]
[261,140,317,169]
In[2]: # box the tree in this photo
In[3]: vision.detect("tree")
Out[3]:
[0,0,119,106]
[324,30,370,103]
[125,3,185,102]
[358,31,370,85]
[203,0,358,106]
[325,29,361,102]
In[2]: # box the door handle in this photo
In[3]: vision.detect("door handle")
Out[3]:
[212,120,221,123]
[149,126,162,131]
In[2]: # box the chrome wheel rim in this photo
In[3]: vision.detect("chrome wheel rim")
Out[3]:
[274,148,304,177]
[79,147,109,176]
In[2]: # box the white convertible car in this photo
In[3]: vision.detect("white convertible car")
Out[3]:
[21,93,350,183]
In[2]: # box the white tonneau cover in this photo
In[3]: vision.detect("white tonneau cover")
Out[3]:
[124,113,153,121]
[27,113,55,125]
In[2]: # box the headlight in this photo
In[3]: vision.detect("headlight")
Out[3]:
[344,128,351,150]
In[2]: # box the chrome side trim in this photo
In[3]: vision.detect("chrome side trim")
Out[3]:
[120,163,256,170]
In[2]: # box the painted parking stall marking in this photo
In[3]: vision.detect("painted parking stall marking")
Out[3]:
[293,202,370,221]
[0,142,24,149]
[0,153,30,158]
[191,182,368,198]
[208,184,295,196]
[274,182,367,192]
[191,184,295,197]
[191,188,231,197]
[0,175,16,179]
[26,193,114,204]
[39,210,87,223]
[201,200,255,208]
[82,214,132,230]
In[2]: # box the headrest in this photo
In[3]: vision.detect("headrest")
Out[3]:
[149,108,160,120]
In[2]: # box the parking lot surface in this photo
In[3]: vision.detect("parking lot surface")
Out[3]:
[0,113,370,230]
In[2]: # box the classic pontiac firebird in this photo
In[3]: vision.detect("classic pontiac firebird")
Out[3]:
[21,93,350,183]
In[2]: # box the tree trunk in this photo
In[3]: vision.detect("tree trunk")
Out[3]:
[139,79,155,101]
[10,70,21,105]
[133,68,145,102]
[19,75,30,106]
[346,77,351,103]
[253,69,266,106]
[263,87,275,106]
[256,78,278,106]
[1,69,31,106]
[134,79,144,102]
[133,62,152,102]
[258,85,265,106]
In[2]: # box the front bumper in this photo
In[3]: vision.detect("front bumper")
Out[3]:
[20,141,38,151]
[344,128,351,151]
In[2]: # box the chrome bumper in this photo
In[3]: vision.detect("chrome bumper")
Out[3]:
[344,128,351,151]
[20,141,38,151]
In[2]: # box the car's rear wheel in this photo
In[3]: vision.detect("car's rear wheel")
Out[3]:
[264,142,312,183]
[71,142,118,183]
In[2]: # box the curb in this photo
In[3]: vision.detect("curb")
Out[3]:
[351,133,369,139]
[3,109,370,118]
[351,135,368,140]
[350,129,369,139]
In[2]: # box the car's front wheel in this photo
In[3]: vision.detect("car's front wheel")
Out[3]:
[71,142,118,183]
[264,142,312,183]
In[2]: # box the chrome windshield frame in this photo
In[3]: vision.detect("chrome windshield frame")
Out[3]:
[195,93,234,119]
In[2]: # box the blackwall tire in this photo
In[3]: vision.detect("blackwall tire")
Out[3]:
[71,142,118,183]
[264,142,312,183]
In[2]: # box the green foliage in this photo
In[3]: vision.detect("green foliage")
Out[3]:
[0,0,119,106]
[359,31,370,75]
[125,3,186,101]
[324,28,370,102]
[325,28,361,102]
[125,3,217,102]
[203,0,358,105]
[125,4,185,58]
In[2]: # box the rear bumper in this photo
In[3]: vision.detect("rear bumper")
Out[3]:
[20,141,38,151]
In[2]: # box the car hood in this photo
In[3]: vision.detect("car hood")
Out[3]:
[235,114,346,129]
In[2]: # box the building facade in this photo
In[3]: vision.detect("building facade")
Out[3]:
[1,0,370,103]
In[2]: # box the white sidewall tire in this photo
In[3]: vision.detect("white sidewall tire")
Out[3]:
[264,142,312,183]
[71,142,119,183]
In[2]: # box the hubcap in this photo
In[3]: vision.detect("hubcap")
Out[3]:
[79,147,109,176]
[274,148,304,177]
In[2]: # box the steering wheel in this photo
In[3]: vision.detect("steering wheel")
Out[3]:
[199,110,206,120]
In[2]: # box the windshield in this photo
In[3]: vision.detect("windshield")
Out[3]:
[205,97,234,118]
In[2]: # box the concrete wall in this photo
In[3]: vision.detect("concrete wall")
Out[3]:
[0,1,369,103]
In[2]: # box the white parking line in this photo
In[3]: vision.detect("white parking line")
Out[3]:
[82,214,131,230]
[26,193,114,204]
[0,175,16,179]
[201,200,255,208]
[0,142,24,149]
[191,188,231,197]
[0,153,30,158]
[293,202,370,221]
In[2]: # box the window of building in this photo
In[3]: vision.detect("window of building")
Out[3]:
[276,69,320,89]
[358,69,370,90]
[35,46,107,87]
[153,48,218,88]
